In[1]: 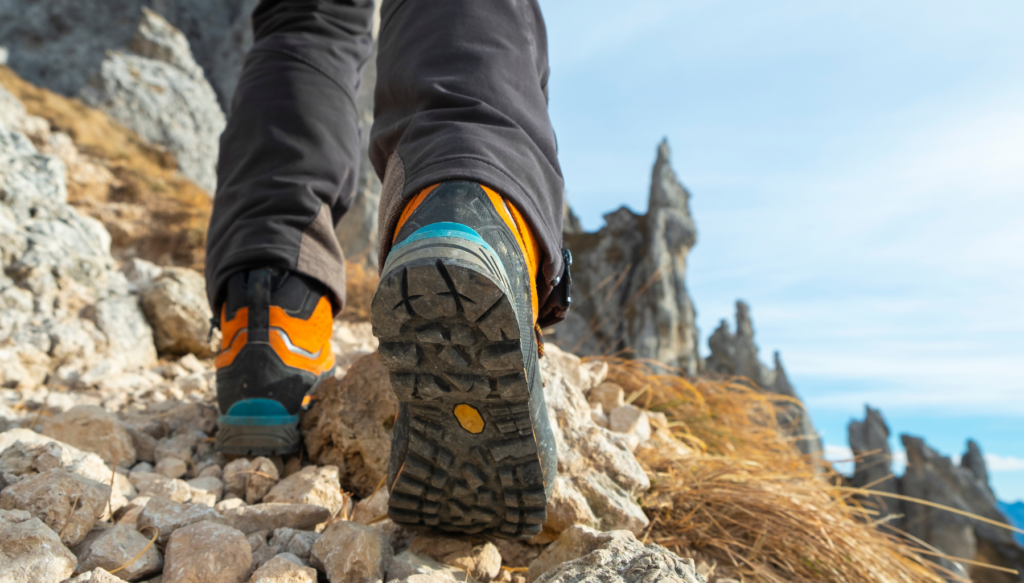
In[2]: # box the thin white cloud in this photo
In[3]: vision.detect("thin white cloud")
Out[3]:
[824,443,1023,481]
[986,454,1024,472]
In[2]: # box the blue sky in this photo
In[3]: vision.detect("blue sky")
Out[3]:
[542,0,1024,501]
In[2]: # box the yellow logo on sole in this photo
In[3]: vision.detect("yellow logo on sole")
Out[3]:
[454,404,485,434]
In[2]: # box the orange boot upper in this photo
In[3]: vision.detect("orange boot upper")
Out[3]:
[215,295,336,376]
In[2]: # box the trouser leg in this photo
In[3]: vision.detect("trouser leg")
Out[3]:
[371,0,566,308]
[205,0,375,311]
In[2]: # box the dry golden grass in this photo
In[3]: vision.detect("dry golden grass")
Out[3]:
[598,357,959,583]
[0,66,211,269]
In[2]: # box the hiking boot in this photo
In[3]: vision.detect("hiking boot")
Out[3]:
[371,181,557,538]
[215,268,336,455]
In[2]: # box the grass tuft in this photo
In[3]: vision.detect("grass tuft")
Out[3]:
[598,356,959,583]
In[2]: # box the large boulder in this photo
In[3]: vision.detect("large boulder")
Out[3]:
[0,84,158,388]
[550,140,701,376]
[78,8,225,194]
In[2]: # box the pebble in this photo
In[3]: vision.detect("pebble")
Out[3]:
[62,568,124,582]
[162,521,251,583]
[588,382,625,413]
[263,465,345,516]
[222,503,331,535]
[115,495,151,526]
[246,457,280,504]
[386,550,468,582]
[311,520,391,583]
[216,497,247,512]
[155,457,188,479]
[72,523,164,581]
[136,496,227,545]
[186,475,223,507]
[269,527,320,561]
[249,554,317,583]
[129,470,192,503]
[442,542,502,583]
[223,458,250,498]
[609,404,652,443]
[247,530,280,573]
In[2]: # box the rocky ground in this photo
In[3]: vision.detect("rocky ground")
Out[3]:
[0,67,710,581]
[1,324,706,583]
[1,5,1021,582]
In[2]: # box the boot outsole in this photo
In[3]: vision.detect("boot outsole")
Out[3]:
[215,368,333,457]
[372,242,548,538]
[215,424,303,457]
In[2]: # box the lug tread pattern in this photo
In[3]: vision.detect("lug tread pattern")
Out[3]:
[372,259,544,538]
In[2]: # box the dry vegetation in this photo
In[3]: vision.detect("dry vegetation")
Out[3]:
[600,357,959,583]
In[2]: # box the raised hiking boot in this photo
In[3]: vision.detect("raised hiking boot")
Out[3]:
[215,268,336,455]
[371,181,558,538]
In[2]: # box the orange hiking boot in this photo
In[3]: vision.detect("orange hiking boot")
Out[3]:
[371,181,557,538]
[214,269,335,455]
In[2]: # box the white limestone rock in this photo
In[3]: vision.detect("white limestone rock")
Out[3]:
[249,553,318,583]
[0,467,111,546]
[72,523,164,581]
[39,405,136,468]
[311,520,391,583]
[0,508,77,583]
[222,503,331,535]
[78,9,225,195]
[136,496,227,545]
[163,521,251,583]
[263,465,345,516]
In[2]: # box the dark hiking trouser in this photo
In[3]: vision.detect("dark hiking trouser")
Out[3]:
[205,0,566,319]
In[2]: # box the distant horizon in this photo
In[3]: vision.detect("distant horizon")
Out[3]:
[543,0,1024,501]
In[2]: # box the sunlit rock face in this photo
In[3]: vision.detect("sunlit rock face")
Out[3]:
[552,140,702,377]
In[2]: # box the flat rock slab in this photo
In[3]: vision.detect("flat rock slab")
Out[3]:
[40,404,136,468]
[0,508,76,583]
[222,503,331,535]
[73,523,163,581]
[264,464,345,515]
[0,467,110,546]
[137,496,226,545]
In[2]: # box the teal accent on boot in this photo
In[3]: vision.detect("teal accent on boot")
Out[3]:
[219,398,299,426]
[391,222,498,257]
